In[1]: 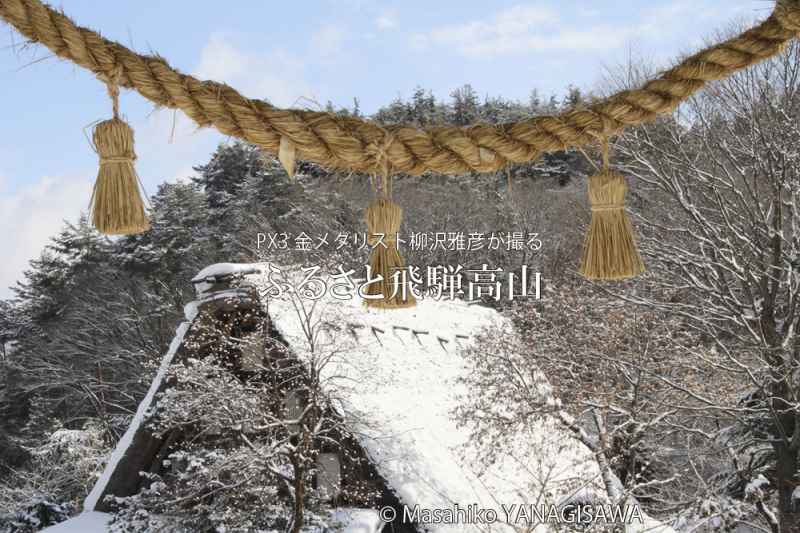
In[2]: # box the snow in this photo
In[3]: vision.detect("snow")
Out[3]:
[744,474,770,498]
[196,287,259,307]
[83,303,199,511]
[47,428,94,446]
[329,508,384,532]
[3,339,17,356]
[39,512,110,532]
[191,262,263,282]
[190,262,263,295]
[78,261,674,532]
[245,265,669,533]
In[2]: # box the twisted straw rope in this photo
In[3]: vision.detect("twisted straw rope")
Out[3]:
[2,0,800,176]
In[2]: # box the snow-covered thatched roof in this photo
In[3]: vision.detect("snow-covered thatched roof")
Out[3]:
[45,262,675,533]
[239,263,673,533]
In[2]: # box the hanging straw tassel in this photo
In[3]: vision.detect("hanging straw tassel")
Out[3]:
[579,141,645,280]
[364,195,416,308]
[363,132,415,309]
[89,68,149,235]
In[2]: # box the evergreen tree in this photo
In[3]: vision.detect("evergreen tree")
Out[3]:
[192,141,267,214]
[563,84,583,108]
[120,182,216,282]
[450,84,479,126]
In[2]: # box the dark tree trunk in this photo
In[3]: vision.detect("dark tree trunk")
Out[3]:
[776,441,800,533]
[291,457,305,533]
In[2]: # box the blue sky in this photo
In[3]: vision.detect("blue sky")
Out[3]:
[0,0,763,298]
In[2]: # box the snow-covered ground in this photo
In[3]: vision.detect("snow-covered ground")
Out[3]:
[40,508,383,532]
[329,508,384,532]
[38,512,111,532]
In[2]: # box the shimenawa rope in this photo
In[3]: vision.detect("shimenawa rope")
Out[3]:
[1,0,799,177]
[1,0,800,282]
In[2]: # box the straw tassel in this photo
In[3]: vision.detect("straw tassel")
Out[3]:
[89,69,149,235]
[363,132,415,309]
[364,195,416,309]
[579,142,644,280]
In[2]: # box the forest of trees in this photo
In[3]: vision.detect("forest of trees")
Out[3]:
[2,40,800,533]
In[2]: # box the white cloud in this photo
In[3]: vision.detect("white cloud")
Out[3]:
[376,12,397,30]
[194,33,315,107]
[410,1,747,59]
[133,107,218,188]
[576,7,600,18]
[0,174,91,299]
[310,25,348,63]
[409,33,430,51]
[0,114,214,301]
[166,165,201,185]
[413,4,577,58]
[324,0,372,9]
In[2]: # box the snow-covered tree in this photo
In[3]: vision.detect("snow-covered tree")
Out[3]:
[616,40,800,533]
[455,286,696,520]
[0,422,109,533]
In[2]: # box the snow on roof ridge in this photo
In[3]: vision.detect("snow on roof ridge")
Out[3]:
[190,262,264,283]
[83,304,199,511]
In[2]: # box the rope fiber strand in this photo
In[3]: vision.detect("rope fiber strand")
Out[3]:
[1,0,800,177]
